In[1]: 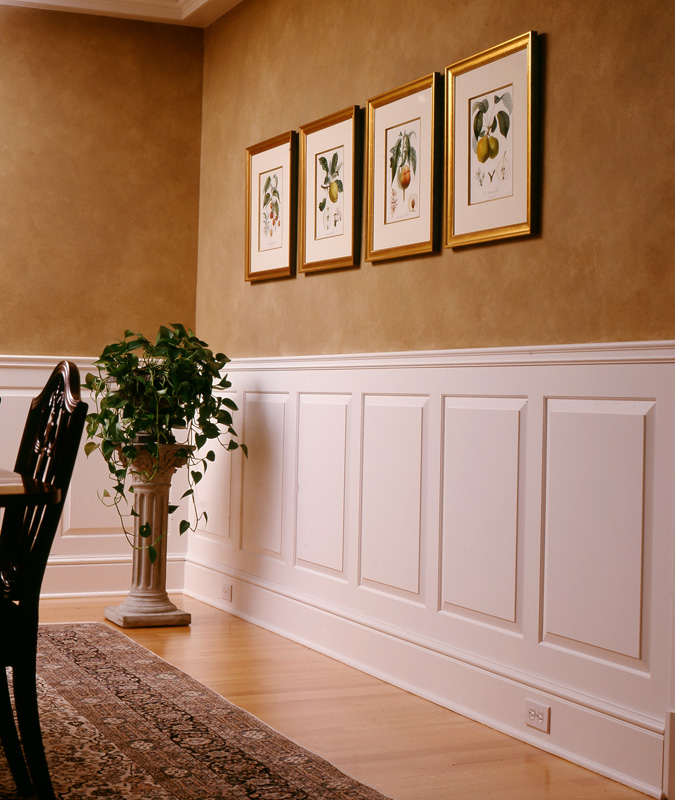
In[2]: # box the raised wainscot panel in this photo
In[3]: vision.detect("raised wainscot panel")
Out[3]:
[195,435,234,542]
[441,397,525,623]
[360,394,427,597]
[240,392,289,559]
[295,394,350,575]
[543,398,654,660]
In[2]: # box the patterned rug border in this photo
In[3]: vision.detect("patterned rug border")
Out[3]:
[0,622,392,800]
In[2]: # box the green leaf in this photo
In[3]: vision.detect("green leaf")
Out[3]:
[101,439,116,458]
[409,147,416,176]
[331,151,338,175]
[336,180,343,193]
[389,138,402,184]
[168,504,179,514]
[179,519,190,535]
[148,545,158,564]
[497,110,510,138]
[84,442,98,457]
[191,470,203,484]
[139,522,152,538]
[472,98,489,115]
[473,109,484,141]
[319,198,326,211]
[496,91,513,113]
[318,156,329,173]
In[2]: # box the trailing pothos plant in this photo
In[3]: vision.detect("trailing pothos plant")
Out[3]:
[83,324,247,562]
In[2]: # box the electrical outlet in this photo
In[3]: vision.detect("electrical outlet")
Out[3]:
[525,699,550,733]
[221,583,233,603]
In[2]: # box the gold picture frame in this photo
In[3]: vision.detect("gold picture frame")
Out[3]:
[445,31,536,248]
[299,106,361,273]
[245,130,297,281]
[366,73,440,262]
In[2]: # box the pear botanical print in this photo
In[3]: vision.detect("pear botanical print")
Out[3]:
[385,118,421,224]
[315,146,344,240]
[259,168,283,251]
[469,86,513,205]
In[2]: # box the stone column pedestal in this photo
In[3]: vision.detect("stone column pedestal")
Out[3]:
[104,444,191,628]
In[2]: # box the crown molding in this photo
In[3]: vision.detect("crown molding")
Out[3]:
[0,0,241,27]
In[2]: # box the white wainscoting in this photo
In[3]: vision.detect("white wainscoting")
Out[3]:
[183,342,675,799]
[3,346,675,797]
[0,356,190,598]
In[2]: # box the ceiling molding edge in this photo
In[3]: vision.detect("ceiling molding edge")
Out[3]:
[0,0,241,27]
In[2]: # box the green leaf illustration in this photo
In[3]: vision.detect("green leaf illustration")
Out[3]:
[318,156,328,173]
[336,180,343,193]
[409,146,417,175]
[497,110,510,138]
[319,198,326,211]
[495,92,513,113]
[473,109,484,141]
[331,151,338,175]
[390,138,402,184]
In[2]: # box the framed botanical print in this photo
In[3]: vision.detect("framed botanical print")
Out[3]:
[245,131,297,281]
[366,73,440,262]
[299,106,360,273]
[445,31,536,247]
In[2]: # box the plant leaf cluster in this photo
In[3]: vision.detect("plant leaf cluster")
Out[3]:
[83,323,247,562]
[472,92,512,151]
[263,173,280,219]
[318,152,343,212]
[389,129,417,185]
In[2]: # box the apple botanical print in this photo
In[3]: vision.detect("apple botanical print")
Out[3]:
[259,169,283,251]
[469,86,513,205]
[315,147,344,240]
[385,118,421,224]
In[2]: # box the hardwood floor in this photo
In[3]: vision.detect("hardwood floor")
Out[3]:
[38,594,650,800]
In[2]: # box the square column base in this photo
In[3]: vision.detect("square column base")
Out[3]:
[104,605,191,628]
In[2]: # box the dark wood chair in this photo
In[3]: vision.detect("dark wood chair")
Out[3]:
[0,361,87,799]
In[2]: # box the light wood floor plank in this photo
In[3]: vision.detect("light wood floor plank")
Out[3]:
[38,595,650,800]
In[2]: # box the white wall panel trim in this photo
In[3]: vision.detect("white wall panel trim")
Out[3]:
[3,344,675,796]
[185,340,675,797]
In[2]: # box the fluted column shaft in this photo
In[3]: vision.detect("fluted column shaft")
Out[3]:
[104,444,191,628]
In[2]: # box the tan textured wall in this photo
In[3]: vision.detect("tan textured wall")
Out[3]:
[197,0,675,357]
[0,7,203,356]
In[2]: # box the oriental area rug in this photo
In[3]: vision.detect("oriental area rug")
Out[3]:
[0,623,391,800]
